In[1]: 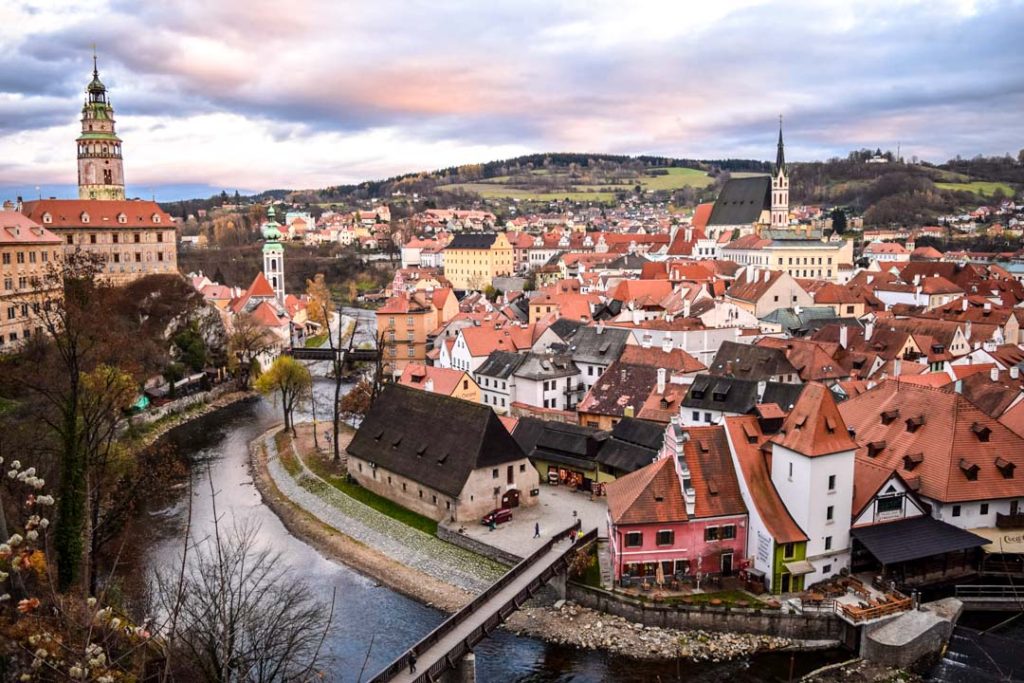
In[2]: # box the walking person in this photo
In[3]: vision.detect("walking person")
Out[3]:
[408,651,417,674]
[534,522,540,538]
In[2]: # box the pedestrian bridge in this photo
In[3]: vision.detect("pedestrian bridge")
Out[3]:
[369,524,596,683]
[954,584,1024,610]
[286,347,380,363]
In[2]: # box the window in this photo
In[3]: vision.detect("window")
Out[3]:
[704,526,719,541]
[656,530,674,546]
[28,251,36,263]
[625,532,643,548]
[704,412,712,423]
[134,233,141,243]
[1,254,7,265]
[877,496,901,515]
[66,235,73,245]
[721,525,736,540]
[826,505,834,522]
[952,505,961,517]
[692,411,700,421]
[492,486,500,496]
[822,564,832,574]
[16,252,24,264]
[980,503,989,515]
[783,543,795,559]
[157,232,163,243]
[90,234,97,244]
[134,253,141,262]
[824,536,832,551]
[827,475,836,491]
[788,462,793,479]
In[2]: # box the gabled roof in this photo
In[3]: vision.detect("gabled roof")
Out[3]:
[22,199,173,228]
[683,375,805,415]
[620,345,706,373]
[724,416,807,543]
[474,350,527,379]
[771,382,857,457]
[682,425,747,518]
[347,384,526,497]
[248,272,276,298]
[755,337,848,382]
[445,232,499,250]
[707,176,771,226]
[398,364,471,396]
[565,325,631,365]
[708,341,799,381]
[0,210,61,244]
[725,268,789,303]
[606,457,688,525]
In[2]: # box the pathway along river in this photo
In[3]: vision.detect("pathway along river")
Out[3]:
[138,351,848,680]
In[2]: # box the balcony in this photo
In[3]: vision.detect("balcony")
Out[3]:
[996,512,1024,529]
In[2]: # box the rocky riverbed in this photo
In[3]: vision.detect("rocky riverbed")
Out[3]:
[507,601,799,662]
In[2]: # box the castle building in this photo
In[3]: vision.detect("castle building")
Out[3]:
[77,55,125,201]
[20,55,178,286]
[0,203,62,350]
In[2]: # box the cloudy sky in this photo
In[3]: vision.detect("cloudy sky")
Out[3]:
[1,0,1022,199]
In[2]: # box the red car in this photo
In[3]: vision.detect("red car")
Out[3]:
[481,508,513,526]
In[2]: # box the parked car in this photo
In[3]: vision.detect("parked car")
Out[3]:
[481,508,513,526]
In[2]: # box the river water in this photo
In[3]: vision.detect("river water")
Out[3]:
[138,311,848,682]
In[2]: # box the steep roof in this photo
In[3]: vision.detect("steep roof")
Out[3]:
[707,176,771,226]
[725,268,787,303]
[0,209,61,244]
[708,341,799,381]
[22,199,173,228]
[683,375,805,415]
[840,380,1024,503]
[474,350,527,379]
[565,325,631,365]
[398,364,471,396]
[771,382,858,457]
[724,416,808,543]
[606,457,688,525]
[620,345,706,373]
[445,232,499,250]
[682,426,747,518]
[347,384,526,497]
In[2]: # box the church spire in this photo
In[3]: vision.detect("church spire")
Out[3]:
[775,115,785,174]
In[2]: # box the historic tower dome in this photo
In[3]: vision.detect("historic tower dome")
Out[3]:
[262,206,285,303]
[77,54,125,200]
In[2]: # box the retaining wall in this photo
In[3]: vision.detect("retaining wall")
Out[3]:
[437,523,522,567]
[567,582,848,640]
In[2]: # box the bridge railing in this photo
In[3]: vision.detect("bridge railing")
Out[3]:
[370,522,594,683]
[955,584,1024,600]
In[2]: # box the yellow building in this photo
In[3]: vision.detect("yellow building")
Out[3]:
[376,290,440,374]
[443,232,513,290]
[721,229,854,282]
[0,205,62,350]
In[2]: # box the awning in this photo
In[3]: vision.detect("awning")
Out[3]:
[851,516,989,565]
[784,560,815,575]
[969,527,1024,555]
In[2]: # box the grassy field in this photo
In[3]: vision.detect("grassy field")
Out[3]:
[304,332,328,348]
[440,166,714,202]
[935,180,1016,197]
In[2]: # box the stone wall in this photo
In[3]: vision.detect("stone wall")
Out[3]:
[128,383,235,427]
[859,598,963,670]
[567,583,847,640]
[437,523,522,566]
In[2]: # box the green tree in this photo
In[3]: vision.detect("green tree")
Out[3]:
[255,356,312,434]
[830,207,848,235]
[172,323,207,372]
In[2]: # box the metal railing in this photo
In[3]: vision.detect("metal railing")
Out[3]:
[996,512,1024,529]
[369,522,593,683]
[955,584,1024,600]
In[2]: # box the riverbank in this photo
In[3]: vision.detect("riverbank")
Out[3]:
[249,424,476,612]
[124,385,255,454]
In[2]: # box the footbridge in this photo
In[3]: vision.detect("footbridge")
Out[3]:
[369,524,596,683]
[285,347,380,363]
[954,584,1024,611]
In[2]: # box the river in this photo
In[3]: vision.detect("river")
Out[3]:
[138,310,849,682]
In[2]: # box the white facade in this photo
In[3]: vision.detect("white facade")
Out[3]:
[476,373,514,414]
[928,497,1024,531]
[771,444,855,585]
[449,331,488,374]
[611,324,751,367]
[513,373,580,411]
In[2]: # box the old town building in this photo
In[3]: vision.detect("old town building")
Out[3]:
[0,205,62,350]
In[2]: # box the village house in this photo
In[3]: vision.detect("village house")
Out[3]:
[707,341,802,384]
[397,363,480,403]
[0,205,62,350]
[724,268,814,318]
[680,376,805,426]
[443,232,514,290]
[347,385,539,523]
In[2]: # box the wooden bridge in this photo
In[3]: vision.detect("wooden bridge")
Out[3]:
[369,524,596,683]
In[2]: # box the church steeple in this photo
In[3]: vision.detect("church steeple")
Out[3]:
[770,116,789,229]
[775,116,786,174]
[77,51,125,200]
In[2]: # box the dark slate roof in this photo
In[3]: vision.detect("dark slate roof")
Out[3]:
[707,341,799,381]
[610,417,666,451]
[759,307,840,334]
[513,417,607,470]
[707,176,771,226]
[513,353,579,381]
[446,232,498,250]
[851,516,988,565]
[566,325,631,365]
[591,299,623,321]
[683,375,805,414]
[548,318,585,341]
[346,384,525,497]
[605,254,649,270]
[475,350,526,379]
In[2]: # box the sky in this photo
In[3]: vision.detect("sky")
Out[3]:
[1,0,1023,200]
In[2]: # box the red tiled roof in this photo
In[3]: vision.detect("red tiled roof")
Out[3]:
[0,210,61,244]
[683,426,747,518]
[771,383,858,457]
[692,203,713,231]
[248,272,276,298]
[606,456,688,525]
[620,345,706,373]
[22,199,173,228]
[725,269,786,303]
[398,364,471,396]
[250,300,287,328]
[840,380,1024,503]
[724,416,807,543]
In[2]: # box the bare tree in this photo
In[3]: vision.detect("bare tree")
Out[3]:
[227,313,279,389]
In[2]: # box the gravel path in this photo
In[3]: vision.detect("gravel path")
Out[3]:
[264,435,507,592]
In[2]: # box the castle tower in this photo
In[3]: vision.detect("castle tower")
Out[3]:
[770,117,789,229]
[262,206,285,303]
[77,54,125,200]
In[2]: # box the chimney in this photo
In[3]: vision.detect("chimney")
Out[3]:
[424,378,435,393]
[1011,366,1020,380]
[632,308,642,325]
[683,299,691,318]
[954,379,963,394]
[662,334,672,354]
[624,405,635,418]
[990,367,1000,382]
[794,305,802,316]
[596,321,604,335]
[983,302,992,311]
[962,298,969,311]
[764,270,770,283]
[757,380,767,402]
[657,368,666,395]
[685,228,693,243]
[913,274,921,286]
[839,325,849,349]
[865,321,875,341]
[893,359,902,377]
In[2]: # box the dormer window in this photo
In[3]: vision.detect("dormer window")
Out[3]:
[825,416,837,433]
[903,452,923,470]
[905,415,925,433]
[995,457,1016,479]
[794,414,808,428]
[971,422,991,442]
[80,212,90,224]
[867,440,886,457]
[881,409,900,425]
[742,423,758,444]
[117,213,127,224]
[959,458,980,481]
[152,214,161,224]
[41,212,52,224]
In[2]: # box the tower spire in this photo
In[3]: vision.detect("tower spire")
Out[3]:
[775,114,785,173]
[92,44,98,78]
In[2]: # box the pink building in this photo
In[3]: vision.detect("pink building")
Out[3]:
[606,424,748,582]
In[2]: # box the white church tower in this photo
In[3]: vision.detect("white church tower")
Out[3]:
[770,117,789,229]
[261,206,285,304]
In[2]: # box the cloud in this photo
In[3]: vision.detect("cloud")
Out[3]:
[0,0,1022,194]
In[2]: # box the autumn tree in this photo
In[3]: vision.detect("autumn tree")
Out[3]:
[227,313,279,389]
[305,273,331,330]
[255,356,312,433]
